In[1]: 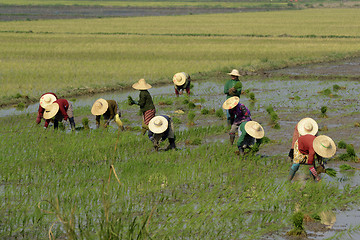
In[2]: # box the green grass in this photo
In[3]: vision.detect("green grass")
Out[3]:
[1,9,360,104]
[1,112,360,238]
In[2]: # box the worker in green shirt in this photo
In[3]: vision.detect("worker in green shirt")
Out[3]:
[224,69,243,125]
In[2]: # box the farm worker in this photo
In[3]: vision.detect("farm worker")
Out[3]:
[224,69,242,125]
[237,120,265,155]
[288,118,318,160]
[222,96,251,145]
[43,99,76,130]
[148,115,176,151]
[128,78,156,135]
[36,92,58,126]
[288,135,336,182]
[91,98,124,130]
[173,72,191,97]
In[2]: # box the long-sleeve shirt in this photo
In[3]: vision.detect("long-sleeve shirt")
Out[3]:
[37,92,58,119]
[95,100,119,125]
[291,123,299,149]
[237,121,262,148]
[175,73,191,91]
[44,99,70,128]
[298,134,317,165]
[138,90,155,114]
[224,79,242,99]
[229,103,251,125]
[148,115,174,141]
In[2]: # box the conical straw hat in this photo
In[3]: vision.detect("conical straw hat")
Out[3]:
[313,135,336,158]
[227,69,241,77]
[40,94,57,108]
[43,103,59,119]
[245,121,265,139]
[148,116,168,134]
[132,78,152,90]
[222,96,240,110]
[173,72,187,86]
[91,98,108,116]
[297,117,318,136]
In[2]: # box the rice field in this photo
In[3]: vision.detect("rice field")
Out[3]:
[1,8,360,104]
[1,3,360,239]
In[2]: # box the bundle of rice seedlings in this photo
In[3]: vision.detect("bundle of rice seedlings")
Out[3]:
[325,168,337,177]
[339,164,355,171]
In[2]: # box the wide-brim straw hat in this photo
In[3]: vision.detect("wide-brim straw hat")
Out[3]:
[148,116,168,134]
[91,98,108,116]
[245,121,265,139]
[227,69,241,77]
[313,135,336,158]
[297,117,318,136]
[132,78,152,90]
[222,96,240,110]
[39,94,57,108]
[43,102,59,119]
[173,72,187,86]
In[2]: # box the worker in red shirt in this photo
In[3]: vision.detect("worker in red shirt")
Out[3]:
[289,134,336,182]
[43,99,75,130]
[36,92,58,126]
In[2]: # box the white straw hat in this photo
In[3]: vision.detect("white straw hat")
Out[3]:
[91,98,108,116]
[313,135,336,158]
[39,94,57,108]
[227,69,241,77]
[245,121,265,139]
[148,116,168,134]
[43,102,59,119]
[222,96,240,110]
[132,78,152,90]
[173,72,187,86]
[297,117,318,136]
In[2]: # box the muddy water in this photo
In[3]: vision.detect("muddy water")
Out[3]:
[1,78,359,117]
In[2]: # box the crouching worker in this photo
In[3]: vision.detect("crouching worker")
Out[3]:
[36,92,58,126]
[237,120,264,155]
[289,135,336,182]
[148,115,176,151]
[173,72,191,97]
[91,98,124,130]
[288,117,318,160]
[43,99,75,130]
[222,96,251,145]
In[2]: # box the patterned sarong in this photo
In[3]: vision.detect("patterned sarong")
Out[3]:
[143,108,156,125]
[293,140,309,164]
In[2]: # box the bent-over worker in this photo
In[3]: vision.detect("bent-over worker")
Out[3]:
[43,98,75,130]
[237,120,264,155]
[148,115,176,151]
[91,98,123,130]
[36,92,58,126]
[173,72,191,97]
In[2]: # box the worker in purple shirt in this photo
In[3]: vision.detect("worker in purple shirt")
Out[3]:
[222,96,251,145]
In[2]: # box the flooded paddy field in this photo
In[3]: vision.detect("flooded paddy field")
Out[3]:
[1,60,360,238]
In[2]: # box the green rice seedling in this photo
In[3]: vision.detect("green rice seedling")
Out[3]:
[320,106,328,118]
[333,84,346,92]
[265,105,274,114]
[182,98,190,105]
[321,88,332,96]
[82,117,89,130]
[310,213,321,221]
[188,101,196,109]
[339,164,355,171]
[270,111,279,122]
[215,109,225,119]
[16,102,25,110]
[201,108,209,115]
[249,92,256,102]
[158,99,173,106]
[58,122,66,131]
[234,82,243,90]
[346,144,357,158]
[187,111,196,126]
[338,140,347,149]
[261,136,271,144]
[121,118,130,124]
[287,211,306,237]
[172,117,181,124]
[273,122,281,129]
[325,168,337,177]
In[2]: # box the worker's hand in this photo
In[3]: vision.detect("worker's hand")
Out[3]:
[64,116,68,121]
[229,87,236,95]
[128,96,135,105]
[36,116,41,124]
